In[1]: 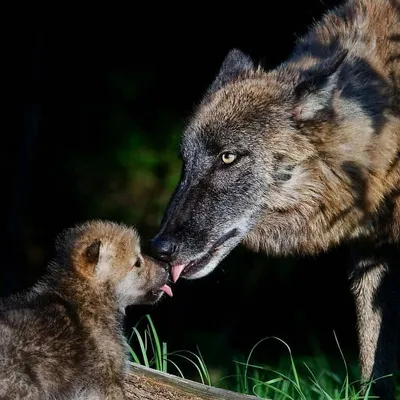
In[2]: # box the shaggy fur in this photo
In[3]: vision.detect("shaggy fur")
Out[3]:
[151,0,400,398]
[0,220,170,400]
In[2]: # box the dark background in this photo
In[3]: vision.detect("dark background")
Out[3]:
[5,0,389,388]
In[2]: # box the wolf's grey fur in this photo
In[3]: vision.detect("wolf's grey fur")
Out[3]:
[150,0,400,398]
[0,220,170,400]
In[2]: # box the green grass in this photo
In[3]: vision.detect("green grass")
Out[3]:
[218,334,392,399]
[127,314,211,385]
[126,315,397,399]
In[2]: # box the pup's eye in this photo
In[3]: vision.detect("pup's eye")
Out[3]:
[221,152,237,164]
[133,256,143,268]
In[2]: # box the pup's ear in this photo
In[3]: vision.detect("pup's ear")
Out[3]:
[292,49,348,123]
[84,239,101,265]
[206,48,256,95]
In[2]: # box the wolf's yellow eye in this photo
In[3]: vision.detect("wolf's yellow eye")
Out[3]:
[221,152,237,164]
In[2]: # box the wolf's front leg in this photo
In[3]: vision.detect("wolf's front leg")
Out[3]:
[350,245,400,400]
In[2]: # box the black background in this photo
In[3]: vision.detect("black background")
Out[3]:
[5,0,386,385]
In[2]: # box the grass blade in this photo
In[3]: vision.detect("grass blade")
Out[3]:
[146,315,163,370]
[131,327,149,367]
[164,358,186,379]
[162,341,168,372]
[168,353,206,384]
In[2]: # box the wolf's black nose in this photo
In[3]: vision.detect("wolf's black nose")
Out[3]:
[150,236,179,263]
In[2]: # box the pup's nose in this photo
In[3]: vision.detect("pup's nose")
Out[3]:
[150,236,179,263]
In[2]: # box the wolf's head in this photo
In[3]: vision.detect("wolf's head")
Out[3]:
[150,47,380,281]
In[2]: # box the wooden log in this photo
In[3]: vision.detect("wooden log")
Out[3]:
[124,362,266,400]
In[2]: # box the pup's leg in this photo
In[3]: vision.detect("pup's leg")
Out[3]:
[101,381,127,400]
[350,246,400,400]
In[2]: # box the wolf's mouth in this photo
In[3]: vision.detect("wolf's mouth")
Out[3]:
[170,228,239,282]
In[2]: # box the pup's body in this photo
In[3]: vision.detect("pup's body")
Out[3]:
[0,220,171,400]
[150,0,400,398]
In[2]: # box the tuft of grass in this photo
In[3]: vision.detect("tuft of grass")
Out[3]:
[126,317,398,399]
[219,333,392,399]
[127,314,212,385]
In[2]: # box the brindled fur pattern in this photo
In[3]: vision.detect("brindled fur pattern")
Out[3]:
[150,1,400,398]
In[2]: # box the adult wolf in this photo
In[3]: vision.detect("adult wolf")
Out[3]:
[150,0,400,398]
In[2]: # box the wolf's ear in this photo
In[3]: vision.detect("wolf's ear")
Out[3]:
[84,239,101,265]
[207,48,256,95]
[292,49,348,123]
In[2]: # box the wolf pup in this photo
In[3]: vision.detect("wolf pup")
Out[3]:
[0,220,172,400]
[150,0,400,398]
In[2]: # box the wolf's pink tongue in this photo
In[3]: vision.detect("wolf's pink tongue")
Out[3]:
[160,284,173,297]
[171,264,186,282]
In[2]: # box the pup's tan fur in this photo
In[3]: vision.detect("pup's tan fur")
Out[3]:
[0,220,170,400]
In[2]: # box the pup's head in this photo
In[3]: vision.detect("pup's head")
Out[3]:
[150,47,376,281]
[55,220,173,308]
